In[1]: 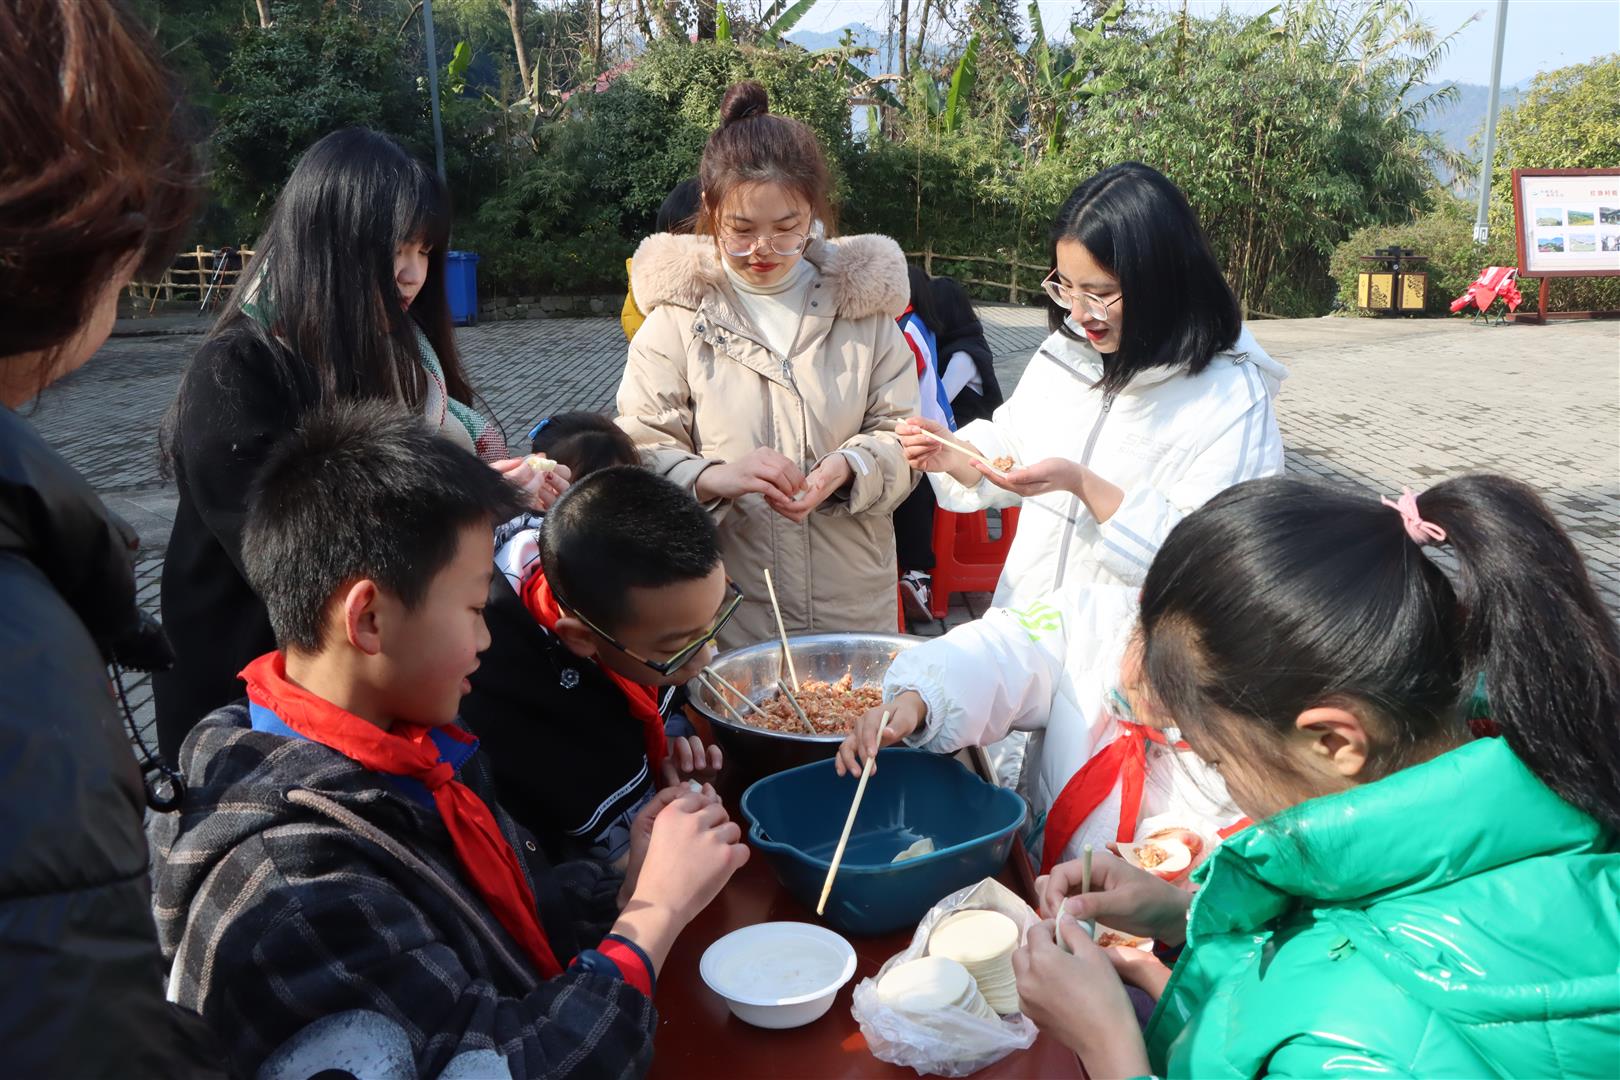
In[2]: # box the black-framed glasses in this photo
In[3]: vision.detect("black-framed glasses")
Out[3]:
[559,579,744,677]
[1041,269,1122,324]
[719,230,811,259]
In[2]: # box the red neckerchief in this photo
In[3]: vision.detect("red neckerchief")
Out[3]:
[240,652,564,979]
[1040,721,1190,876]
[521,568,668,777]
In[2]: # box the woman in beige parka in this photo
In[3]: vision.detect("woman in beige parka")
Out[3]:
[616,82,919,649]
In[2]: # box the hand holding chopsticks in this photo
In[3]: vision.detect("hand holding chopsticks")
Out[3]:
[911,426,1008,475]
[816,710,890,915]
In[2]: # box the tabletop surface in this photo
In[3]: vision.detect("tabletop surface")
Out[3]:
[647,845,1087,1079]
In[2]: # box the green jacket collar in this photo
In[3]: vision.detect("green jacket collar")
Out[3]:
[1189,738,1608,940]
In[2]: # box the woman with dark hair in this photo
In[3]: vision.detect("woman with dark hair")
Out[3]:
[155,128,565,759]
[1017,474,1620,1078]
[617,82,916,648]
[902,162,1286,610]
[0,0,222,1071]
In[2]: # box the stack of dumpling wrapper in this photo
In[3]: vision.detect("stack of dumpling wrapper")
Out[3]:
[875,956,999,1022]
[925,910,1021,1015]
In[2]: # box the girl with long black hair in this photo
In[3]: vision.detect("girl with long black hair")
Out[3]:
[155,129,564,758]
[1016,474,1620,1078]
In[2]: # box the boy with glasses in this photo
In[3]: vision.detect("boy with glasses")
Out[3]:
[462,465,735,865]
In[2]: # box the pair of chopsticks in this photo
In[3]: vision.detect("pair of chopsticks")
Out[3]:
[696,665,815,737]
[759,568,816,735]
[816,710,891,915]
[913,426,1009,476]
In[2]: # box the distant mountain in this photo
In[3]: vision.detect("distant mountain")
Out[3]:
[1412,79,1529,187]
[787,22,885,62]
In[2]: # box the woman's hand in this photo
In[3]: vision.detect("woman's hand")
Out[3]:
[694,447,806,511]
[897,417,981,487]
[492,456,572,511]
[1037,849,1191,945]
[1013,917,1152,1079]
[774,453,852,524]
[834,690,926,777]
[972,456,1087,499]
[658,735,724,788]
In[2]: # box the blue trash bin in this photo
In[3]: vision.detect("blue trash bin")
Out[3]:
[444,250,479,326]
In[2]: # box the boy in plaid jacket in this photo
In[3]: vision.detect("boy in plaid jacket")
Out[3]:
[150,401,748,1078]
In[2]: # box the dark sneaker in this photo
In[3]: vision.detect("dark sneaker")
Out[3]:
[900,571,934,622]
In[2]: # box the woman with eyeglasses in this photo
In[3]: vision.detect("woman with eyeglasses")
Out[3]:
[617,81,917,649]
[902,163,1287,611]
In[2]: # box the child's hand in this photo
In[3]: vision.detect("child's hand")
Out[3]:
[835,691,926,777]
[1013,917,1151,1078]
[492,456,571,510]
[1038,850,1190,945]
[631,792,750,923]
[619,783,719,907]
[659,736,723,788]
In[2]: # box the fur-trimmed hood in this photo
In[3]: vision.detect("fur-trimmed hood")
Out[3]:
[629,232,910,322]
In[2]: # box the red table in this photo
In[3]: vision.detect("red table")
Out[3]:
[648,846,1086,1078]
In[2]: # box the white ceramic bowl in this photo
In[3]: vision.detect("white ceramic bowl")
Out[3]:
[699,921,857,1029]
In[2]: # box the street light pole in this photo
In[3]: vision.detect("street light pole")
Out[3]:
[423,0,448,183]
[1473,0,1509,244]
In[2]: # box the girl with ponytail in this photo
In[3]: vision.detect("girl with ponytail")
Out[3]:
[1014,474,1620,1079]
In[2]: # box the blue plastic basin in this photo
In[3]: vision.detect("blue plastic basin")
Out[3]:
[741,749,1027,936]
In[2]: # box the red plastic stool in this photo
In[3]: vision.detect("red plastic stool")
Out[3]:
[929,507,1020,618]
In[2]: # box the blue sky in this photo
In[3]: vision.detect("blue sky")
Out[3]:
[797,0,1620,86]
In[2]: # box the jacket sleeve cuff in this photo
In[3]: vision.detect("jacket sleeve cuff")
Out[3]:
[660,455,726,514]
[572,934,656,996]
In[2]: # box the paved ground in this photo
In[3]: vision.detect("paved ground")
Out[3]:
[37,307,1619,747]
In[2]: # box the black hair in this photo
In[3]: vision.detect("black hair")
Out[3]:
[655,178,701,235]
[539,465,721,633]
[905,265,943,335]
[1047,162,1240,395]
[529,411,639,480]
[242,399,525,653]
[1139,474,1620,834]
[165,129,481,468]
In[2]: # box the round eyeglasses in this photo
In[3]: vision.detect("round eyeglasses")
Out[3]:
[1041,270,1122,324]
[719,230,811,259]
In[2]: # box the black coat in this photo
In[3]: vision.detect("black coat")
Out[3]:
[930,277,1005,425]
[155,327,312,760]
[0,403,224,1075]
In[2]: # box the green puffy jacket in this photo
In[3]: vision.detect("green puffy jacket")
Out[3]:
[1147,737,1620,1077]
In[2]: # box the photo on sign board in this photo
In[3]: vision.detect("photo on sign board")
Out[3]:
[1538,235,1566,253]
[1568,209,1596,227]
[1569,234,1597,253]
[1536,208,1564,227]
[1601,234,1620,253]
[1601,207,1620,225]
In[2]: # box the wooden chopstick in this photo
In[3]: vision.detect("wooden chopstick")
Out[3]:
[701,666,767,717]
[762,568,800,692]
[914,426,1007,474]
[776,678,816,735]
[696,671,749,726]
[817,710,891,915]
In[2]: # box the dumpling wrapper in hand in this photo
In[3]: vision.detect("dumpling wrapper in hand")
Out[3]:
[891,837,936,863]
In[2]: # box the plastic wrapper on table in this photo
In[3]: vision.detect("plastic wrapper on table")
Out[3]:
[850,878,1040,1077]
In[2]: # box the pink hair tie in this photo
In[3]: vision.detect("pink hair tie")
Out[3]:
[1381,487,1446,545]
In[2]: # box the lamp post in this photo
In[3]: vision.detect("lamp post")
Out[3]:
[423,0,448,183]
[1473,0,1509,244]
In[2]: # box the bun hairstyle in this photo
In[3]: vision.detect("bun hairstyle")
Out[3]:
[698,81,836,238]
[1139,474,1620,834]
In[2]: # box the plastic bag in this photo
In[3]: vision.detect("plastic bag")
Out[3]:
[850,878,1040,1077]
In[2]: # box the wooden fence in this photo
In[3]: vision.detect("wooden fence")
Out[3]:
[126,246,255,313]
[905,247,1050,304]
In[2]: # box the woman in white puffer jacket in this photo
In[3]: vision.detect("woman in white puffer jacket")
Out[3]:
[836,584,1241,874]
[902,163,1288,609]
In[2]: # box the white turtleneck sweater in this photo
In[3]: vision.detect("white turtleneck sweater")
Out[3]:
[722,258,814,360]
